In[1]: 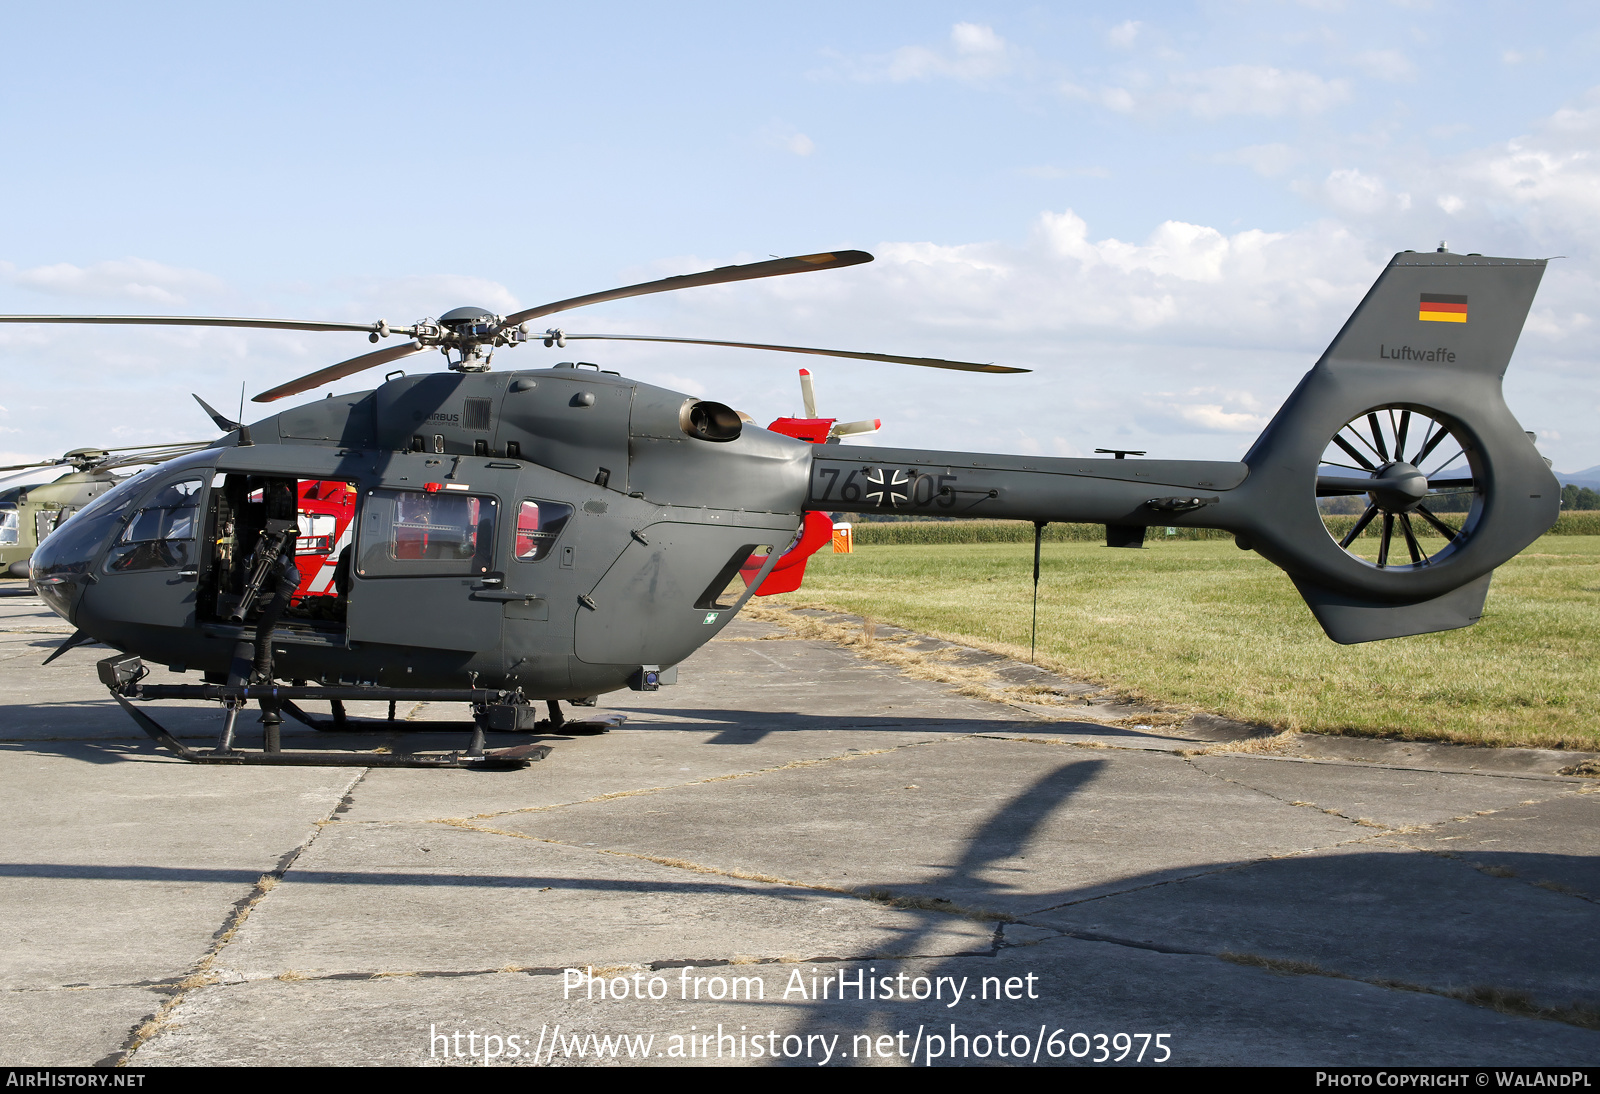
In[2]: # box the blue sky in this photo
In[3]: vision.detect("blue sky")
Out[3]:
[3,1,1598,472]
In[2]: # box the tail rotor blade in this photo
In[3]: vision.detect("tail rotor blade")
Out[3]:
[253,341,427,403]
[799,368,818,418]
[829,418,882,438]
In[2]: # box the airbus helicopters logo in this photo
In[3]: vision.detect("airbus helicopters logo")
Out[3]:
[413,410,460,424]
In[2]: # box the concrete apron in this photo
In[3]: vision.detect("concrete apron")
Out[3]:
[0,594,1594,1066]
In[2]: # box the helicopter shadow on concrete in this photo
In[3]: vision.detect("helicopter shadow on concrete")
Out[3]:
[616,757,1600,1062]
[1,747,1595,1065]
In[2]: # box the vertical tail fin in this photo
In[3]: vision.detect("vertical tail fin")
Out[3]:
[1234,250,1558,643]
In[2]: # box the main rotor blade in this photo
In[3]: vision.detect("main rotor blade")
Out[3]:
[0,315,385,334]
[90,441,213,454]
[0,440,212,474]
[552,334,1028,374]
[94,445,212,472]
[253,341,427,403]
[503,250,874,327]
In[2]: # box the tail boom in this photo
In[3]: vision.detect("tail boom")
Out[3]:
[802,250,1559,644]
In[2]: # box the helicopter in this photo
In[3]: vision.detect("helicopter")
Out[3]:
[0,442,211,578]
[8,246,1558,769]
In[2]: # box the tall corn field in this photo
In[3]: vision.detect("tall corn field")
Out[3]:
[847,511,1600,547]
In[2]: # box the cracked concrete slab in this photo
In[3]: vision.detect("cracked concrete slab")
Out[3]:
[0,986,169,1067]
[0,745,358,988]
[1026,840,1600,1008]
[490,738,1359,914]
[337,728,987,826]
[132,933,1600,1066]
[1373,793,1600,901]
[2,596,1596,1067]
[1188,753,1576,829]
[209,821,995,980]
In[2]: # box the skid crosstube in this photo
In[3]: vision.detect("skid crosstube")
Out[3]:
[109,692,550,768]
[93,653,625,769]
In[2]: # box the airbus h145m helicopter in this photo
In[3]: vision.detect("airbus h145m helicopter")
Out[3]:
[9,246,1558,768]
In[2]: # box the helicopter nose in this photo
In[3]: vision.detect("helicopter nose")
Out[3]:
[29,503,123,624]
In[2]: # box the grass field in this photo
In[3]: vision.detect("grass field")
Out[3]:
[761,533,1600,752]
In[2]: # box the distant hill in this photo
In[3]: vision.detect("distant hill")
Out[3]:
[1557,465,1600,491]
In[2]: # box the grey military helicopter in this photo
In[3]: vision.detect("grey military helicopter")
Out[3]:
[6,246,1558,769]
[0,443,209,578]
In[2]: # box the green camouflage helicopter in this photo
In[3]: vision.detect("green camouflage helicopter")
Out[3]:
[0,443,208,578]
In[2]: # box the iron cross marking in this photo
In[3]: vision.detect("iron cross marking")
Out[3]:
[864,467,911,507]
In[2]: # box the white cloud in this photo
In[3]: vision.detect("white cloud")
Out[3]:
[1217,143,1301,177]
[1352,49,1415,82]
[651,209,1378,363]
[7,259,225,306]
[758,121,816,157]
[1317,168,1398,216]
[1094,65,1350,119]
[1174,65,1349,118]
[827,22,1018,84]
[1100,86,1138,113]
[1107,21,1142,48]
[1172,403,1271,433]
[1142,388,1270,434]
[1300,90,1600,255]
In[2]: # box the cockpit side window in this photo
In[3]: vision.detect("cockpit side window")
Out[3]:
[0,508,17,546]
[104,477,204,573]
[514,500,573,562]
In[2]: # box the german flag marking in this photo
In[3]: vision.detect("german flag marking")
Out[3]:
[1419,292,1468,323]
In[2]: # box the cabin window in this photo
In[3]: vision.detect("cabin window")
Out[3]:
[104,477,205,573]
[355,488,497,577]
[514,500,573,562]
[0,508,16,546]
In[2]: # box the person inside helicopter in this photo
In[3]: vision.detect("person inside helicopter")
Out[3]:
[105,477,203,573]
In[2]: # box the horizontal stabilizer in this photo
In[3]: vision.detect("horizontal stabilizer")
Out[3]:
[1289,572,1492,645]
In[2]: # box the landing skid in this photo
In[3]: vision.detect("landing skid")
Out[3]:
[278,698,624,737]
[96,654,623,769]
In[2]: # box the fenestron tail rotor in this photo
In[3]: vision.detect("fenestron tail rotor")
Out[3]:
[1315,406,1479,571]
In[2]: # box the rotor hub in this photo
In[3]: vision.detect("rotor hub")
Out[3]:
[1367,460,1429,513]
[437,307,500,341]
